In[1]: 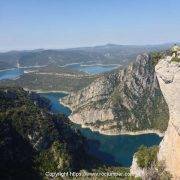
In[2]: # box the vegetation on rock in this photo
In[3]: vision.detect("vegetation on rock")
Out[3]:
[171,57,180,62]
[135,146,172,179]
[135,145,158,168]
[0,65,97,92]
[150,52,164,66]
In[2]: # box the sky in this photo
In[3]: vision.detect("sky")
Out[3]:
[0,0,180,51]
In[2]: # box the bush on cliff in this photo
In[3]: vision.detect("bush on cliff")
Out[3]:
[150,52,164,66]
[135,145,159,168]
[171,57,180,62]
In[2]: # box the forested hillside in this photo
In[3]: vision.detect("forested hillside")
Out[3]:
[0,87,98,179]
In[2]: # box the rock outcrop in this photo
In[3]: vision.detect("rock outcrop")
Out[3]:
[156,56,180,179]
[62,54,169,135]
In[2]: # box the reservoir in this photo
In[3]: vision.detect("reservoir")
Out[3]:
[39,92,162,167]
[63,63,119,74]
[0,67,162,167]
[0,64,119,81]
[0,68,24,80]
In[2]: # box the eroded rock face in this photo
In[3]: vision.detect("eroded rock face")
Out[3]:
[156,56,180,179]
[62,54,169,134]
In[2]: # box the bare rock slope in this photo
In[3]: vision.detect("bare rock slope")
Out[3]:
[62,54,169,135]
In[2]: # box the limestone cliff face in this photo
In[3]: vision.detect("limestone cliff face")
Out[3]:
[156,56,180,179]
[62,54,169,134]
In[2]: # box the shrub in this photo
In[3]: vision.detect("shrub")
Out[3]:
[150,52,164,66]
[171,57,180,62]
[135,145,159,168]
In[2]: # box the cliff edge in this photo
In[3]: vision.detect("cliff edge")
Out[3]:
[156,56,180,179]
[130,55,180,179]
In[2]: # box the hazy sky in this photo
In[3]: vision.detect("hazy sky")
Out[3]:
[0,0,180,50]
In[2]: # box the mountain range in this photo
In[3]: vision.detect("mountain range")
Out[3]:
[0,43,175,70]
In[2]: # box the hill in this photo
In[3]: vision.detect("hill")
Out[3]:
[0,65,98,92]
[0,87,99,179]
[0,43,174,70]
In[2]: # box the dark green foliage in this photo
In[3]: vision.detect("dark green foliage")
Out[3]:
[111,85,169,132]
[135,146,172,179]
[0,71,96,92]
[150,89,169,132]
[35,141,72,173]
[135,146,159,168]
[0,120,40,180]
[129,88,169,132]
[150,52,164,66]
[35,64,87,75]
[0,87,99,179]
[171,57,180,62]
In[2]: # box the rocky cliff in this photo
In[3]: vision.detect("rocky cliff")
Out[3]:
[62,53,169,135]
[156,56,180,179]
[130,55,180,179]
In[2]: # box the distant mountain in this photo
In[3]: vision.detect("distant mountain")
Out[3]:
[0,43,176,70]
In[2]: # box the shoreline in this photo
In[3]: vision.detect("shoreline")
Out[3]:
[61,99,164,137]
[23,88,70,94]
[59,62,121,68]
[59,99,73,114]
[59,62,83,68]
[80,63,121,67]
[99,128,164,137]
[69,117,164,137]
[23,88,164,137]
[0,65,48,72]
[0,67,17,72]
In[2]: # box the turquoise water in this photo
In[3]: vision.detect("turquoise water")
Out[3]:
[39,92,71,116]
[79,127,161,166]
[39,92,162,167]
[0,68,24,80]
[0,65,47,81]
[0,64,118,81]
[63,63,118,74]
